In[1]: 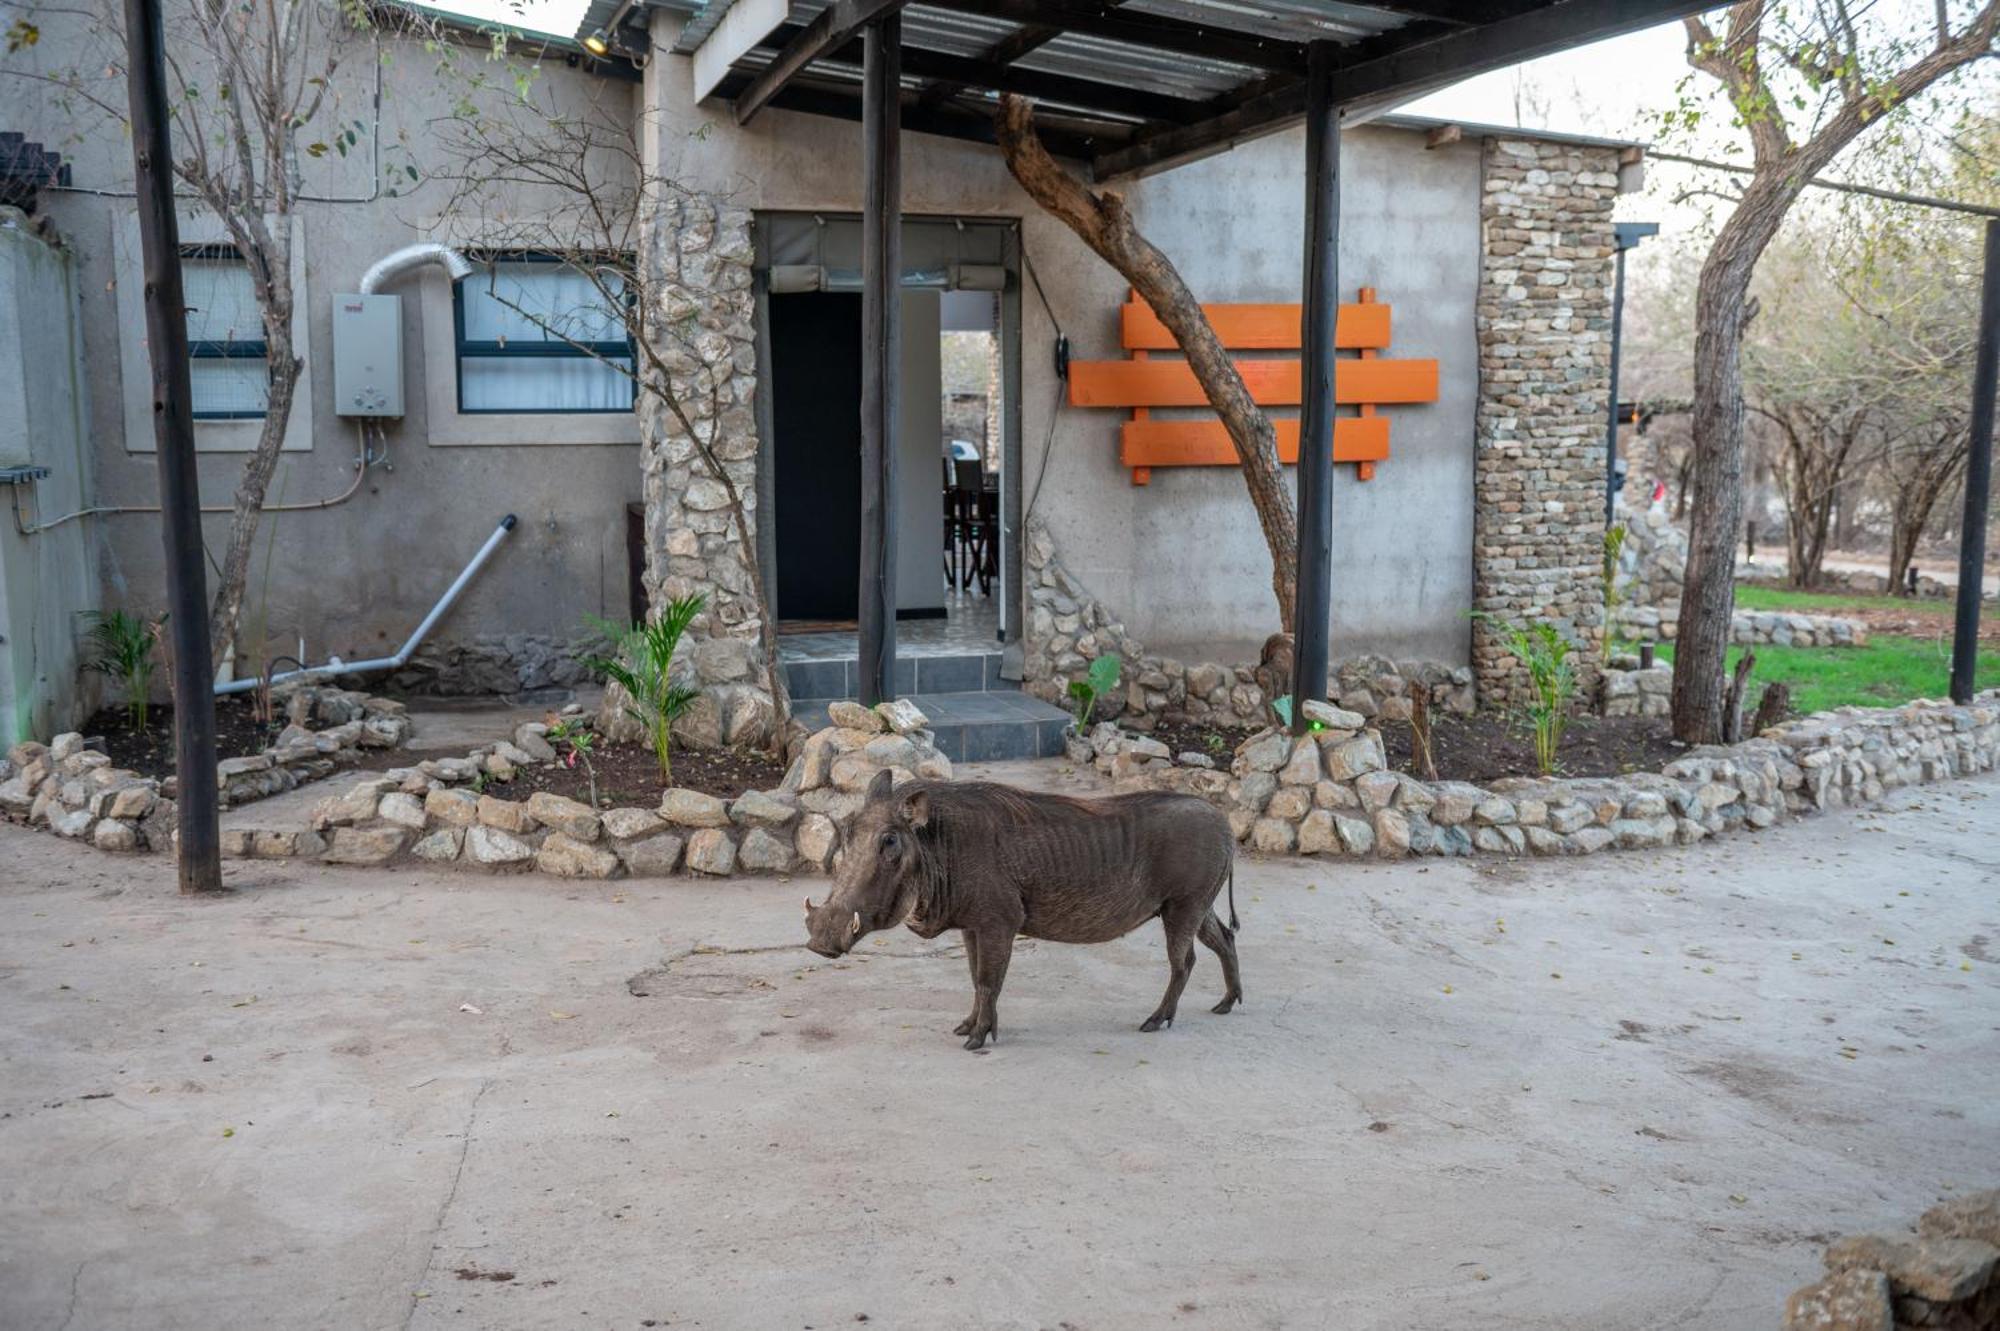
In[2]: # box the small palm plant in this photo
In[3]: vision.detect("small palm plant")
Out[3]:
[1491,620,1576,775]
[1067,653,1122,729]
[583,593,706,785]
[85,610,163,731]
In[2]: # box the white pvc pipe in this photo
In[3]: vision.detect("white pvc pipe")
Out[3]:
[215,514,517,695]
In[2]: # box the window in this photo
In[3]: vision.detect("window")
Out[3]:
[453,254,635,414]
[182,245,268,420]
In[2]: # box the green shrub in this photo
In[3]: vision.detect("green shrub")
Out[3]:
[1067,653,1121,729]
[85,610,162,730]
[1489,619,1576,775]
[583,593,706,785]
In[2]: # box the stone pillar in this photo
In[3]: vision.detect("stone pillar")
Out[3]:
[636,190,775,747]
[1471,136,1620,706]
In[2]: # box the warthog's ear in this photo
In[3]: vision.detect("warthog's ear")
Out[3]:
[866,768,896,803]
[897,787,931,830]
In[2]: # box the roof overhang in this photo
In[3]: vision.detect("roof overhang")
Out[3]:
[662,0,1704,178]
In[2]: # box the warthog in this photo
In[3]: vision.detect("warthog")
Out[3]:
[804,769,1241,1050]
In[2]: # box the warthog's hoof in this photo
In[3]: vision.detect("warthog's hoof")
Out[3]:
[953,1015,976,1037]
[1138,1014,1174,1033]
[962,1025,994,1051]
[1212,995,1240,1015]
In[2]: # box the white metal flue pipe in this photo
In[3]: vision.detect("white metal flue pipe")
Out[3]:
[357,242,475,295]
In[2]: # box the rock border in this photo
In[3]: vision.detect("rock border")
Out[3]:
[1078,691,2000,859]
[0,683,412,853]
[1783,1188,2000,1330]
[220,698,955,879]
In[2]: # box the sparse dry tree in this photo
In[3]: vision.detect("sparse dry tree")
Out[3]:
[3,0,432,667]
[1664,0,2000,742]
[427,84,791,746]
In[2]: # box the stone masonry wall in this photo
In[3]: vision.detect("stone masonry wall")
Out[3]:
[1472,136,1619,704]
[637,189,775,748]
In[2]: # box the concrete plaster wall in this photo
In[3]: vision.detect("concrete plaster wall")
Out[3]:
[0,216,102,741]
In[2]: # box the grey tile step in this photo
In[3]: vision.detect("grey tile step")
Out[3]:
[792,692,1073,763]
[784,651,1009,702]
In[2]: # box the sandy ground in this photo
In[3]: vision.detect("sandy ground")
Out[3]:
[2,777,1996,1331]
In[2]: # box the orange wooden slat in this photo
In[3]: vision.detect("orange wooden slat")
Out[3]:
[1070,357,1437,408]
[1120,300,1392,351]
[1120,417,1391,470]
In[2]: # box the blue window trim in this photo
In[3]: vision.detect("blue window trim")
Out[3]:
[181,242,268,421]
[452,250,638,416]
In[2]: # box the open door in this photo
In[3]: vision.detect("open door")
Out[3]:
[770,289,943,625]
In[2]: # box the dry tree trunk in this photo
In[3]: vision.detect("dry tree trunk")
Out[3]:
[207,297,303,671]
[994,95,1299,634]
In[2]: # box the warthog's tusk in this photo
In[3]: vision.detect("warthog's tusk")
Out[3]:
[848,911,862,938]
[803,895,813,918]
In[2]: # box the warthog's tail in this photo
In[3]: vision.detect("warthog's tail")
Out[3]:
[1225,860,1239,932]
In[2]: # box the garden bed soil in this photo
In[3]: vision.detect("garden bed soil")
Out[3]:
[1381,711,1687,784]
[81,699,279,781]
[486,741,788,808]
[1147,711,1690,785]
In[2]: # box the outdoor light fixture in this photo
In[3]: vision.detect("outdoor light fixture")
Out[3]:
[581,26,611,56]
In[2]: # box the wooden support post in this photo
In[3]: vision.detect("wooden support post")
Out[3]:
[1951,218,2000,705]
[1290,40,1338,734]
[858,14,901,706]
[122,0,221,893]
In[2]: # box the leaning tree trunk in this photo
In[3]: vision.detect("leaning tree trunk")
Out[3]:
[993,95,1299,634]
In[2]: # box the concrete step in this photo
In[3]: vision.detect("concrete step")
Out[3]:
[784,650,1008,702]
[792,691,1072,763]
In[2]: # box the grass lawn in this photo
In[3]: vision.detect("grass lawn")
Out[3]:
[1657,634,2000,715]
[1733,584,1954,618]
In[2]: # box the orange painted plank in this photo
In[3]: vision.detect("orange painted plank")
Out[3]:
[1069,357,1437,408]
[1121,300,1392,351]
[1121,417,1391,468]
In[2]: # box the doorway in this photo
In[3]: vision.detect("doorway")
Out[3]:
[770,292,863,624]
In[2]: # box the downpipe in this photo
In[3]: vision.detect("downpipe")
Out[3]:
[214,514,518,695]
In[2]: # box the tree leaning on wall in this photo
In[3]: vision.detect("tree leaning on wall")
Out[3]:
[1668,0,2000,744]
[993,94,1302,637]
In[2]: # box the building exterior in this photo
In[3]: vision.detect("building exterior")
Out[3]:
[0,3,1640,740]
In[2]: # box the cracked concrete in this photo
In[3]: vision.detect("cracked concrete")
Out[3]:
[0,775,1996,1330]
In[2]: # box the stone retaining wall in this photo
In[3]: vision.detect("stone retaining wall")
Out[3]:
[386,633,595,697]
[1599,660,1672,718]
[1612,604,1869,649]
[224,698,953,879]
[1783,1188,2000,1330]
[1078,690,2000,860]
[0,683,412,852]
[1023,518,1474,730]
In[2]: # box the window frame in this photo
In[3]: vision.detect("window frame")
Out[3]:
[180,242,270,422]
[450,250,638,417]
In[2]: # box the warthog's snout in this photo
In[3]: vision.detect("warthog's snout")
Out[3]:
[803,895,865,958]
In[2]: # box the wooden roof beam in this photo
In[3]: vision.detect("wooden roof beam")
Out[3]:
[735,0,911,124]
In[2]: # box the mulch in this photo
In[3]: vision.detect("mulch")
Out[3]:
[81,699,280,781]
[1146,710,1690,785]
[490,740,788,807]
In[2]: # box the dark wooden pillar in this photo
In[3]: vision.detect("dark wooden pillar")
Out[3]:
[123,0,221,892]
[1290,40,1338,733]
[1951,218,2000,704]
[858,14,902,706]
